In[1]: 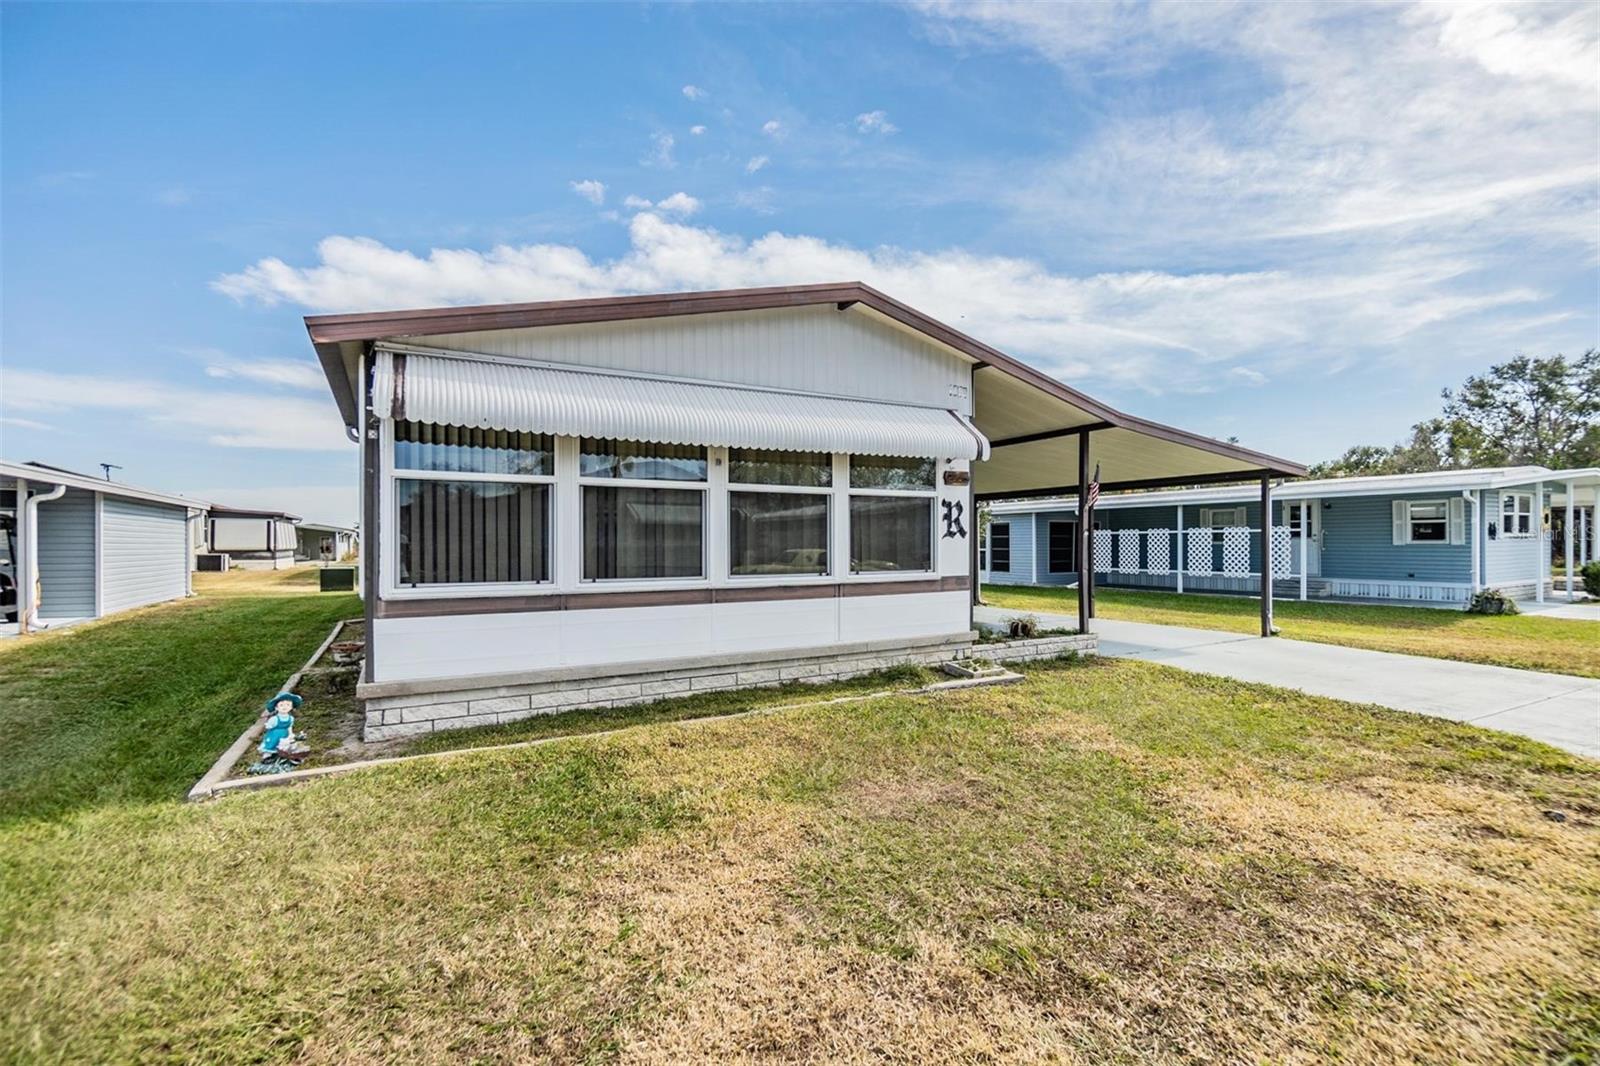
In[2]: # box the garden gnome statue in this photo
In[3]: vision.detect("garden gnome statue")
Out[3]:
[260,692,308,762]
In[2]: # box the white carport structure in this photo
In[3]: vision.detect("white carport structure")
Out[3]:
[310,283,1306,641]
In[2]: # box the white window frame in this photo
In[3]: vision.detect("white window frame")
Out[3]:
[1502,491,1535,537]
[578,437,709,586]
[1404,499,1449,544]
[846,455,939,577]
[1201,506,1246,545]
[725,448,834,581]
[381,418,558,599]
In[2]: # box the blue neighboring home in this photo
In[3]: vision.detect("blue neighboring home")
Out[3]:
[980,466,1598,606]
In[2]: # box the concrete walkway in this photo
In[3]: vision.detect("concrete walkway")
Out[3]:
[975,606,1600,759]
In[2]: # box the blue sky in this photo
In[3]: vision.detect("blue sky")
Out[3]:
[3,1,1596,525]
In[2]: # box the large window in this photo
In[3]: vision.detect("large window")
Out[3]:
[393,421,553,586]
[581,439,706,580]
[1048,520,1075,573]
[849,455,935,573]
[988,522,1011,572]
[728,449,830,576]
[1503,492,1534,536]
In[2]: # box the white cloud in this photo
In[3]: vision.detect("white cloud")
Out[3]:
[210,214,1553,395]
[1228,366,1268,386]
[569,179,606,205]
[689,124,707,136]
[655,192,701,216]
[745,155,769,174]
[682,84,706,100]
[916,1,1599,260]
[623,194,654,210]
[643,132,676,168]
[761,119,783,138]
[0,366,350,451]
[0,416,54,432]
[200,356,326,391]
[854,110,898,135]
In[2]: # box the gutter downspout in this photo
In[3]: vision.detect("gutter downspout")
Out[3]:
[1464,490,1479,594]
[22,482,67,633]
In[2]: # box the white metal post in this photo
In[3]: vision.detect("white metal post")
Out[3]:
[13,478,29,635]
[1468,491,1480,593]
[1566,481,1576,601]
[1175,505,1184,594]
[1535,481,1545,603]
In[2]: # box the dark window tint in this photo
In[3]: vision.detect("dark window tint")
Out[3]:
[580,439,706,481]
[849,455,936,491]
[989,522,1011,572]
[397,480,549,585]
[583,486,703,579]
[850,495,932,573]
[729,492,829,576]
[729,448,831,487]
[1048,521,1075,573]
[395,422,552,476]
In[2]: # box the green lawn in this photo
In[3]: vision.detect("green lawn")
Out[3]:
[3,581,1598,1061]
[0,568,357,825]
[984,583,1600,678]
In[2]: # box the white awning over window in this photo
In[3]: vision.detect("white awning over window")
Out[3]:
[373,350,988,460]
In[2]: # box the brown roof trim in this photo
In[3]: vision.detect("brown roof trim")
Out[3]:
[307,282,1305,476]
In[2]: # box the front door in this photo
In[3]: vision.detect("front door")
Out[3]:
[1284,501,1321,576]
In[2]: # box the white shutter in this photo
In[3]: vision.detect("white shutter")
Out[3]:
[1448,497,1464,544]
[1392,500,1408,545]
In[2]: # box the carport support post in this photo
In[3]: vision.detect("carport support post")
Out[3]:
[1566,481,1576,601]
[1259,474,1274,637]
[14,477,30,635]
[1535,481,1545,603]
[1076,427,1092,634]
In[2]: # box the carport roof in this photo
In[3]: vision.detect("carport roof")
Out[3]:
[306,282,1305,498]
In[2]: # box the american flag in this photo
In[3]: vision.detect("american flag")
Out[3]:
[1086,463,1100,510]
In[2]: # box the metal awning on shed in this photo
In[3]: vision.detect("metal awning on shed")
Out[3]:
[371,349,989,460]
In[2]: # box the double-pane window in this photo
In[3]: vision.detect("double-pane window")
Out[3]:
[581,439,706,580]
[729,449,830,576]
[988,522,1011,572]
[849,456,934,574]
[1048,521,1075,572]
[393,421,553,586]
[1503,492,1534,536]
[1407,501,1447,542]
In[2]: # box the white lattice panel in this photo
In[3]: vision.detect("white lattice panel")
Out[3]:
[1270,525,1292,574]
[1117,529,1141,571]
[1185,528,1212,574]
[1222,527,1252,575]
[1146,530,1170,572]
[1093,529,1113,571]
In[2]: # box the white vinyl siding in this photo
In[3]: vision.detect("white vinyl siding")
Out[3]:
[100,496,188,614]
[34,488,97,619]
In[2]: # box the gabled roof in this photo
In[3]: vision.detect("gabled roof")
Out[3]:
[306,282,1305,485]
[1,459,206,512]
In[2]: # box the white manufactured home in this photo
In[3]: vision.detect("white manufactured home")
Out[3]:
[205,506,302,570]
[306,283,1304,740]
[1,460,203,633]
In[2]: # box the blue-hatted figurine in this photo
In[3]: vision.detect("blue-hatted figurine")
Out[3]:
[259,691,308,763]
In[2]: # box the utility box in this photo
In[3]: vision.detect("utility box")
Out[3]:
[319,567,357,592]
[196,553,230,572]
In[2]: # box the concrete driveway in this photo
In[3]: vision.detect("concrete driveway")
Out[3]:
[975,605,1600,759]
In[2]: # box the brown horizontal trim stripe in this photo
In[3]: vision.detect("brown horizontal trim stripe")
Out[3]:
[373,576,969,619]
[307,282,1305,477]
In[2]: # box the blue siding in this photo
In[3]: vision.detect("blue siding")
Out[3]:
[1317,491,1469,583]
[35,488,96,619]
[983,517,1035,585]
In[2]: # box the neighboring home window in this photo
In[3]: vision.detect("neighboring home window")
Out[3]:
[1391,498,1464,545]
[849,455,935,573]
[728,449,831,577]
[393,421,553,586]
[1284,502,1310,537]
[581,439,706,580]
[1502,492,1534,536]
[1048,520,1075,573]
[989,522,1011,573]
[1201,507,1246,544]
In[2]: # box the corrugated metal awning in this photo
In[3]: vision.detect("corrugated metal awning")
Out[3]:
[373,350,988,460]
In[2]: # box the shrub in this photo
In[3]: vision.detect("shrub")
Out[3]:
[1465,588,1519,615]
[1583,561,1600,598]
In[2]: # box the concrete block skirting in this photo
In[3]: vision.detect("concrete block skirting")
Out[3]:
[360,631,1096,742]
[969,633,1096,663]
